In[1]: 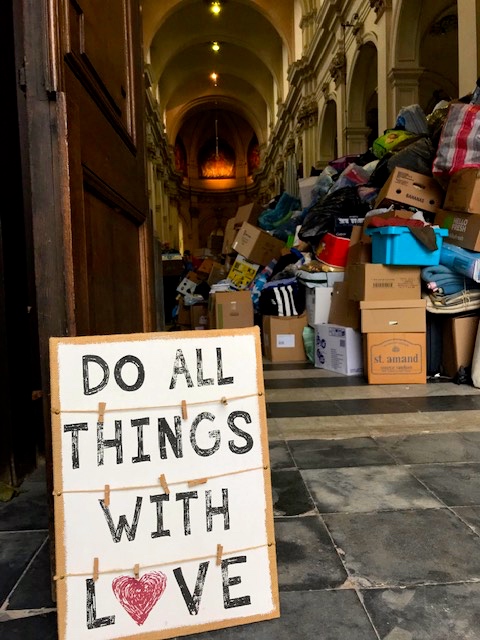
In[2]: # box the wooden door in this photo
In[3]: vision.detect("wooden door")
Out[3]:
[56,0,154,336]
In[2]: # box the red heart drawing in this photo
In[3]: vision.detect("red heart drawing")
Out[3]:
[112,571,167,625]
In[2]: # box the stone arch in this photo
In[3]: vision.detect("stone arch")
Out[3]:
[319,99,338,165]
[347,41,378,152]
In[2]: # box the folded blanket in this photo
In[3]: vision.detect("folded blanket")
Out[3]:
[424,289,480,313]
[421,264,480,295]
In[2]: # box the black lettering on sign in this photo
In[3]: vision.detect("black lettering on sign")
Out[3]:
[99,497,142,543]
[190,412,220,457]
[150,494,170,538]
[206,489,230,532]
[221,556,251,609]
[85,578,115,628]
[196,348,214,387]
[97,420,123,466]
[176,491,199,535]
[217,347,234,385]
[158,416,183,459]
[114,355,145,392]
[173,562,209,615]
[83,355,109,396]
[227,411,253,454]
[131,417,151,463]
[64,423,88,469]
[169,349,194,389]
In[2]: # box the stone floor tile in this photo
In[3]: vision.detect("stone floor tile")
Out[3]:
[268,441,295,470]
[363,583,480,640]
[408,462,480,505]
[301,466,442,513]
[287,437,396,469]
[185,590,378,640]
[0,531,48,604]
[271,469,316,516]
[375,432,480,464]
[0,613,57,639]
[323,509,480,587]
[274,517,347,591]
[6,539,56,610]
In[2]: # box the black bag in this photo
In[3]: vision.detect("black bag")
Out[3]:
[259,277,305,317]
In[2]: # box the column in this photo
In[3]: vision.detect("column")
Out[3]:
[457,0,480,96]
[387,67,424,121]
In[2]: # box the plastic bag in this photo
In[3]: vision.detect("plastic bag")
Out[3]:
[298,186,371,245]
[372,129,418,159]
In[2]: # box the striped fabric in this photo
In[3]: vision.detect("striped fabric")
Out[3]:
[433,102,480,179]
[272,283,299,316]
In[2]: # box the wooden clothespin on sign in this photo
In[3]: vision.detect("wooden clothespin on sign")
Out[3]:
[98,402,106,423]
[216,544,223,566]
[134,563,140,579]
[104,484,110,507]
[181,400,188,420]
[93,558,99,582]
[159,474,170,495]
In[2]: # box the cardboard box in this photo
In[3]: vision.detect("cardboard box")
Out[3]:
[360,299,426,333]
[444,168,480,214]
[197,258,222,280]
[222,218,240,255]
[176,271,202,296]
[375,167,445,213]
[227,254,260,289]
[315,324,363,375]
[363,332,426,384]
[161,256,184,277]
[207,263,229,286]
[346,225,372,266]
[176,299,192,327]
[234,202,263,227]
[328,282,360,329]
[232,222,285,266]
[435,208,480,251]
[262,313,308,363]
[208,291,254,329]
[305,286,333,327]
[190,303,209,330]
[346,263,421,301]
[442,315,480,378]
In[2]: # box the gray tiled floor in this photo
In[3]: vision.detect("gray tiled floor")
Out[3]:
[2,363,480,639]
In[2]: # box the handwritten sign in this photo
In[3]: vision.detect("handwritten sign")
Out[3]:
[49,327,279,640]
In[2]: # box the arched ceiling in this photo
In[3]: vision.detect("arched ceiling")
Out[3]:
[141,0,295,147]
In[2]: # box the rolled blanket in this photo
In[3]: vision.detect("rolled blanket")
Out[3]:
[421,264,480,295]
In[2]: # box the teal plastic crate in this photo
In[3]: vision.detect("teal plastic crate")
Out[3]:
[365,226,449,266]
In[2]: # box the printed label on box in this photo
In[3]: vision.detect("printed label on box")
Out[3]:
[276,333,295,348]
[370,338,423,375]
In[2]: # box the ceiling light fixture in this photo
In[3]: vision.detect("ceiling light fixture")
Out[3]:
[210,72,218,86]
[211,41,220,52]
[210,2,222,16]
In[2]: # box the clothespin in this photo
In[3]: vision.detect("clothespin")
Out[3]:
[98,402,106,423]
[159,474,170,495]
[93,558,99,582]
[181,400,188,419]
[134,563,140,579]
[220,396,228,406]
[104,484,110,507]
[216,544,223,566]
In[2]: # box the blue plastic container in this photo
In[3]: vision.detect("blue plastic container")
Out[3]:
[365,226,449,266]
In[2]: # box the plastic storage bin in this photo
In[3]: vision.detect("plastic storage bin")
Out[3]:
[365,226,448,266]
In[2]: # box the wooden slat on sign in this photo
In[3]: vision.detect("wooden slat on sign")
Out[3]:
[49,326,279,640]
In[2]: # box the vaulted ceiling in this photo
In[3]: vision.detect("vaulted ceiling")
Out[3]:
[142,0,296,176]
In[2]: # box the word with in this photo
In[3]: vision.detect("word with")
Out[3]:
[100,488,230,542]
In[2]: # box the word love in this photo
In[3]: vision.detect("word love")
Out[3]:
[83,347,234,395]
[86,557,251,629]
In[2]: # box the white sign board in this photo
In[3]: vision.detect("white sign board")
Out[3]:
[49,327,279,640]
